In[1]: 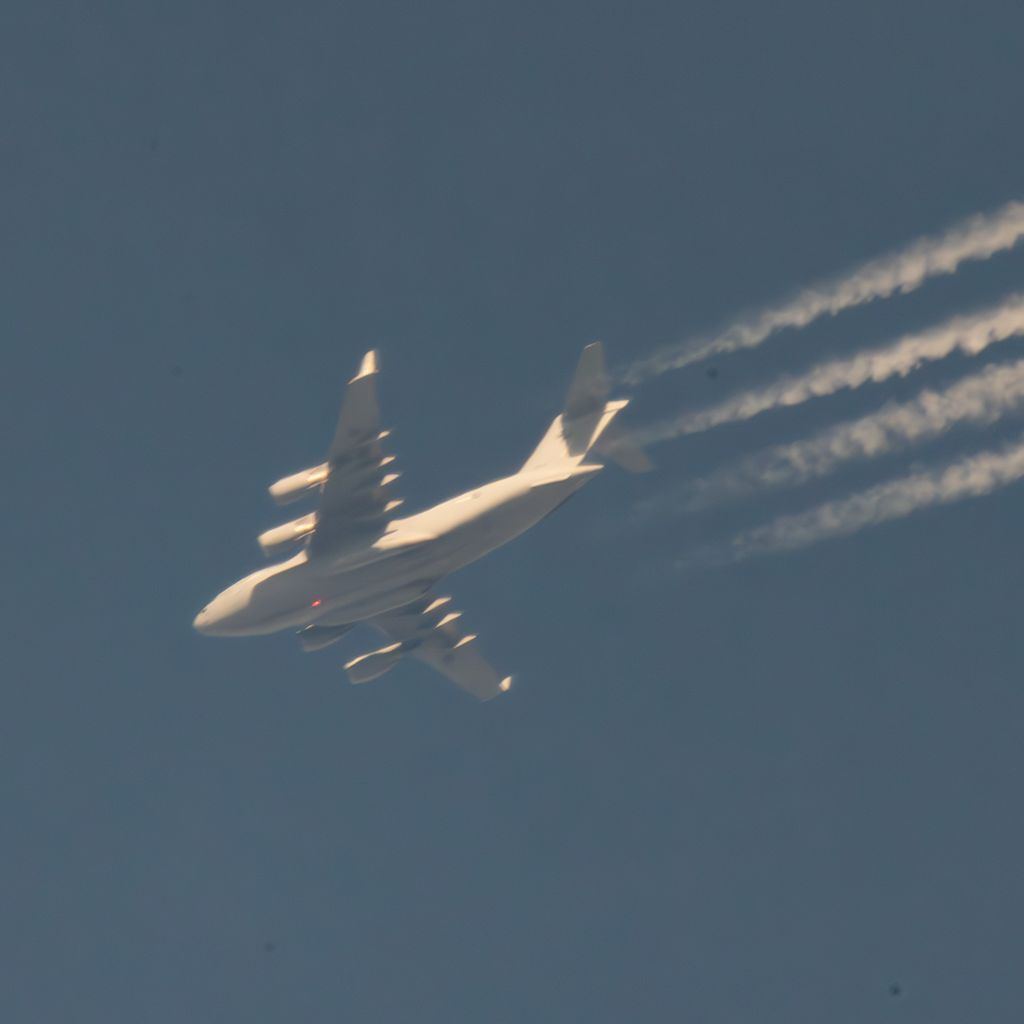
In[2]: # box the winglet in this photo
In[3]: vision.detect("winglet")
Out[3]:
[350,349,379,383]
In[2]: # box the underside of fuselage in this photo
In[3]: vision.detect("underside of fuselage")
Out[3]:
[193,465,598,637]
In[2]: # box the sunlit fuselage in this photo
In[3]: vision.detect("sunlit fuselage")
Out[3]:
[193,464,599,637]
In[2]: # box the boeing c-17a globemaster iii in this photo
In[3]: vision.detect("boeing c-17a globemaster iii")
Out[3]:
[193,343,648,700]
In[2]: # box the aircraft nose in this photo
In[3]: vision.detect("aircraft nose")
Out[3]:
[193,606,211,633]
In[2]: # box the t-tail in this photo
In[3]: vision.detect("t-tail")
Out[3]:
[520,342,652,475]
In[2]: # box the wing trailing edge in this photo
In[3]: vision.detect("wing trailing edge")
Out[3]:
[346,594,512,701]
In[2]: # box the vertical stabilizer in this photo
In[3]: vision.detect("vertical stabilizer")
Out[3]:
[564,342,610,420]
[521,342,648,473]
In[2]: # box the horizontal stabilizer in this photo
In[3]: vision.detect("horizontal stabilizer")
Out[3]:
[592,421,653,473]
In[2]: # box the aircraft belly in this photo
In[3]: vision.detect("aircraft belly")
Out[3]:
[427,485,579,573]
[245,544,445,632]
[227,478,585,635]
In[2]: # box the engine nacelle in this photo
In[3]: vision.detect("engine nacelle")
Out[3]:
[297,623,353,652]
[344,643,405,685]
[258,512,316,555]
[269,464,329,506]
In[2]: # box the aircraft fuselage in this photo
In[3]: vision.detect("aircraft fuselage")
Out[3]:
[193,464,600,637]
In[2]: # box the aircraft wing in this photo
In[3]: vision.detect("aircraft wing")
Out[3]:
[308,350,404,558]
[366,594,513,701]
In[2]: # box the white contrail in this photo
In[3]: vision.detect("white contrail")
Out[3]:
[707,431,1024,563]
[624,200,1024,383]
[645,357,1024,515]
[632,295,1024,445]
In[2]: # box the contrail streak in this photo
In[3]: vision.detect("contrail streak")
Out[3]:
[624,200,1024,383]
[632,296,1024,444]
[706,431,1024,564]
[643,357,1024,515]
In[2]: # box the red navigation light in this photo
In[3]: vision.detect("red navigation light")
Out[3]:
[311,599,321,607]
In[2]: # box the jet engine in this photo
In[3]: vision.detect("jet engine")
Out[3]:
[344,643,405,684]
[297,623,353,652]
[268,463,329,505]
[258,512,316,555]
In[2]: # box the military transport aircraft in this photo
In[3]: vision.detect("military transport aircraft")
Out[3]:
[193,343,647,699]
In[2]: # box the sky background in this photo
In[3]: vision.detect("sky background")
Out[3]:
[3,1,1024,1020]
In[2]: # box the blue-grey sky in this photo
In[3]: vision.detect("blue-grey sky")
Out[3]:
[4,2,1024,1020]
